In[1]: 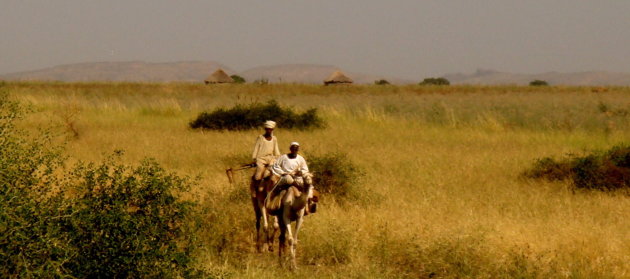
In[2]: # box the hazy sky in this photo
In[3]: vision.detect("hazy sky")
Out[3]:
[1,0,629,79]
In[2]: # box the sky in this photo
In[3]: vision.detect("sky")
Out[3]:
[1,0,629,79]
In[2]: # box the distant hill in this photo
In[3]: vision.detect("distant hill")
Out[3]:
[3,61,630,86]
[240,64,413,85]
[444,69,630,86]
[0,62,413,84]
[0,61,233,82]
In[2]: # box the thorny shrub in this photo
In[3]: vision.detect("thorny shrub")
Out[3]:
[63,156,202,278]
[419,77,450,86]
[525,144,630,191]
[0,91,70,277]
[0,91,203,278]
[306,152,376,204]
[189,100,324,131]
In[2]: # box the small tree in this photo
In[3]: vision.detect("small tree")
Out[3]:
[374,79,390,85]
[230,74,246,84]
[529,80,549,86]
[419,77,450,86]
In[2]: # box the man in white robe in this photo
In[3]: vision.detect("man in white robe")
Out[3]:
[251,120,281,196]
[270,142,310,189]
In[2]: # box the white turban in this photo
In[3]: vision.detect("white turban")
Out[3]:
[290,142,300,147]
[263,120,276,129]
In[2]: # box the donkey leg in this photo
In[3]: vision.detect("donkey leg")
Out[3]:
[293,215,303,250]
[278,219,287,266]
[283,220,297,270]
[261,206,269,230]
[267,215,279,252]
[252,198,263,252]
[289,216,304,270]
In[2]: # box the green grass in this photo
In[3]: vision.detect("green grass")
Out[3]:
[6,81,630,278]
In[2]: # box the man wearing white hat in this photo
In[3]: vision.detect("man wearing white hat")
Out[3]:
[251,120,281,196]
[270,142,310,189]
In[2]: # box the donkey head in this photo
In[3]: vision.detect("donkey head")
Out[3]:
[307,188,319,214]
[303,173,319,215]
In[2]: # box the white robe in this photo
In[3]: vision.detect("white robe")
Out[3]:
[251,135,280,160]
[271,154,309,176]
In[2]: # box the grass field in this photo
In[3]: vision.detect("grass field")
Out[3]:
[5,82,630,278]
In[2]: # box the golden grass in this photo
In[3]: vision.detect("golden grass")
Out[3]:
[6,81,630,278]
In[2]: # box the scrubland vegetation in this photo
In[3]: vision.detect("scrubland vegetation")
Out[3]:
[530,80,550,87]
[189,100,323,130]
[526,144,630,191]
[2,81,630,278]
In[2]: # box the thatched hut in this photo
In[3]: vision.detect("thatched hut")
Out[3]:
[204,69,234,84]
[324,70,353,85]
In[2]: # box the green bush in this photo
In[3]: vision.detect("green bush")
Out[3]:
[189,100,324,131]
[374,79,390,85]
[419,77,450,86]
[529,80,549,86]
[307,152,361,199]
[525,157,573,181]
[0,92,71,277]
[0,92,202,278]
[525,144,630,191]
[63,157,200,278]
[230,74,246,84]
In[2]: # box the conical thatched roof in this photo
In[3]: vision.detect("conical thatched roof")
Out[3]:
[204,69,234,84]
[324,70,353,85]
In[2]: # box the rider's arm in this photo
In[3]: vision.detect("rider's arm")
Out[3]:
[273,136,281,157]
[271,155,286,176]
[252,136,261,161]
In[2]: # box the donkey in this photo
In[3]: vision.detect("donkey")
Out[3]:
[266,174,319,269]
[251,173,279,252]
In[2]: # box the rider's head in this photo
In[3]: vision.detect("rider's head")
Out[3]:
[263,120,276,135]
[289,142,300,155]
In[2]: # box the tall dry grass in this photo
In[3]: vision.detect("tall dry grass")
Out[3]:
[6,81,630,278]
